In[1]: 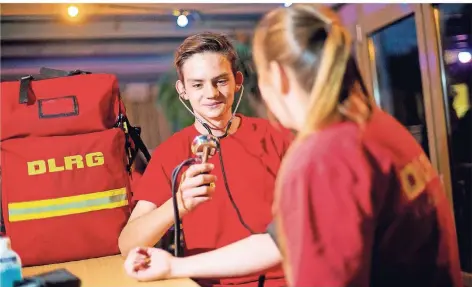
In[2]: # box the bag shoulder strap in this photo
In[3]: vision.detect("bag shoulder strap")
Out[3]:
[128,124,152,163]
[115,114,152,172]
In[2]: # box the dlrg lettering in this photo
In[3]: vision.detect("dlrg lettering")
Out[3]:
[27,152,105,176]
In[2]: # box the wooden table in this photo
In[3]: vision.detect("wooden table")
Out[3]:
[22,255,200,287]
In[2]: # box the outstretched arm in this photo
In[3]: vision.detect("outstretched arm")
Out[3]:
[125,233,282,282]
[170,233,281,279]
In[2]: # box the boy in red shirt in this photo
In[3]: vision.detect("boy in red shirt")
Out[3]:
[124,4,463,287]
[119,32,290,287]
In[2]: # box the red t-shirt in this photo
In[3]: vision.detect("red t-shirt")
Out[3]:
[133,115,291,287]
[274,108,463,287]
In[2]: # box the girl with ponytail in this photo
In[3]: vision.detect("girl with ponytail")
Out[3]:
[254,4,461,287]
[125,5,462,287]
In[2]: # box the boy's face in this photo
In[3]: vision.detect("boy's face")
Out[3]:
[176,52,243,121]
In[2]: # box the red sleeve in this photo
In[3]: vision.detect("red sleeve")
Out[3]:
[274,147,374,286]
[131,149,172,207]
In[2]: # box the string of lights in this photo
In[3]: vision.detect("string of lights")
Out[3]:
[65,3,293,28]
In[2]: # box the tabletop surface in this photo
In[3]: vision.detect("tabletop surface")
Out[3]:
[22,255,200,287]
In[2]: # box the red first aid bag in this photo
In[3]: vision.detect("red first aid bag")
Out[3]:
[0,68,150,266]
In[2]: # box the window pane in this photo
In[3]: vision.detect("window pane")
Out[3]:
[369,15,430,156]
[436,3,472,273]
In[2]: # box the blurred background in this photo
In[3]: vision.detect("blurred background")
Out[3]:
[1,3,311,148]
[0,3,471,284]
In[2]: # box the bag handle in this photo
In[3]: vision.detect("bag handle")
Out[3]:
[19,75,34,104]
[19,68,91,104]
[39,67,91,77]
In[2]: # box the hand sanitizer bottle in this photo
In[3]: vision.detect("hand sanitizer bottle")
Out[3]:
[0,237,22,287]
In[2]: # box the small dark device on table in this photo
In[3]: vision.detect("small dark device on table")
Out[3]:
[14,269,81,287]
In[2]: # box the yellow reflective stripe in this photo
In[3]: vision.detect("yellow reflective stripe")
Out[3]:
[7,188,129,222]
[9,200,128,222]
[8,188,127,209]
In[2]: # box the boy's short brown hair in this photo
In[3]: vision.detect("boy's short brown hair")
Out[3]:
[174,32,239,80]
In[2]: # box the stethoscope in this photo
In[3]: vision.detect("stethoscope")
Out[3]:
[178,85,244,140]
[177,84,257,234]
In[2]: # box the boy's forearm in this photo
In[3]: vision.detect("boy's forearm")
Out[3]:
[119,199,176,256]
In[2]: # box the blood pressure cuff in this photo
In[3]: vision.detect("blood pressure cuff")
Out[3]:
[265,221,279,248]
